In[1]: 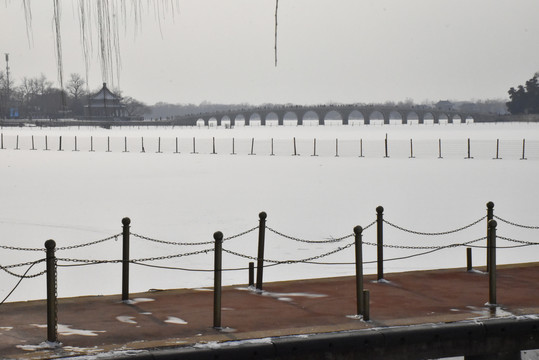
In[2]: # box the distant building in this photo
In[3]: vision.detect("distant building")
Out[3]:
[435,100,454,112]
[84,83,127,119]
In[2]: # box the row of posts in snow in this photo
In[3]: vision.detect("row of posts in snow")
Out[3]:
[42,203,502,341]
[0,133,535,159]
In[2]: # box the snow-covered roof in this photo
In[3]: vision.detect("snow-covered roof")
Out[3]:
[90,83,120,101]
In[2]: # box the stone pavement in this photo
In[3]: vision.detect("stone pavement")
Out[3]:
[1,263,538,359]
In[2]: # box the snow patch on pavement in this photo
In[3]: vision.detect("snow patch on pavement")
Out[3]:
[237,287,327,302]
[123,298,155,305]
[16,341,62,351]
[116,316,137,324]
[164,316,188,325]
[31,324,106,336]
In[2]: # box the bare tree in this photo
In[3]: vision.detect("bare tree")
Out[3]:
[66,73,86,101]
[123,96,151,117]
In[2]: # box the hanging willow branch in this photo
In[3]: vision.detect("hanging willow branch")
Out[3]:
[274,0,279,67]
[21,0,178,90]
[22,0,278,90]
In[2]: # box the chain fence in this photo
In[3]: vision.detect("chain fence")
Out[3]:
[1,210,538,305]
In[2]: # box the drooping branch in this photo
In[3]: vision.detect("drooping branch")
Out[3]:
[52,0,65,109]
[22,0,179,89]
[274,0,279,67]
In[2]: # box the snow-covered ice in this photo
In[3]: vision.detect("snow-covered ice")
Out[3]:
[0,122,538,303]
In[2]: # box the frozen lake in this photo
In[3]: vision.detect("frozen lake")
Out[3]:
[1,122,538,303]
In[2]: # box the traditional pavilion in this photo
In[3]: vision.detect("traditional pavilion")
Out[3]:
[85,83,127,119]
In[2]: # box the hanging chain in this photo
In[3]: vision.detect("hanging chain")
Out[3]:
[0,259,47,278]
[56,233,121,251]
[494,215,539,230]
[498,235,539,246]
[222,241,354,264]
[383,216,486,236]
[267,220,376,244]
[130,226,258,246]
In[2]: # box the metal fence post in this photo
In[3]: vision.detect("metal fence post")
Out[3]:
[256,212,267,290]
[466,248,473,272]
[213,231,223,328]
[493,139,501,160]
[354,226,364,316]
[409,139,415,158]
[45,239,58,343]
[488,220,497,306]
[363,290,370,321]
[486,202,494,273]
[376,206,384,281]
[122,217,131,301]
[520,139,527,160]
[248,262,255,287]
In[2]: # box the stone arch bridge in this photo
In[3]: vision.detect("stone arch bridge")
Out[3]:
[172,105,493,126]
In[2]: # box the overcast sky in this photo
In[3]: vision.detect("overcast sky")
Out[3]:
[1,0,538,106]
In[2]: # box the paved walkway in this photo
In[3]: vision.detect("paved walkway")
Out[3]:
[1,263,538,359]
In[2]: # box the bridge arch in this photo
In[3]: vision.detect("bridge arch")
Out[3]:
[265,112,279,126]
[248,113,262,126]
[218,115,232,127]
[283,111,299,125]
[389,111,403,124]
[301,110,320,126]
[348,110,365,125]
[367,110,386,124]
[207,116,218,127]
[405,111,419,124]
[233,114,246,126]
[322,110,343,125]
[437,113,449,124]
[423,112,434,124]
